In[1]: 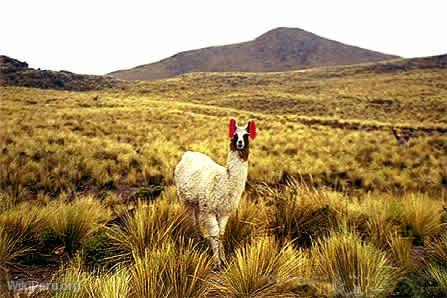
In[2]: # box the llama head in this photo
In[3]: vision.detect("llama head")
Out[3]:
[229,118,256,150]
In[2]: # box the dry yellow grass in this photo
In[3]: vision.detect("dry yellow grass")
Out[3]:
[0,63,446,296]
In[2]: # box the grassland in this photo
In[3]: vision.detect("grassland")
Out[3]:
[0,61,446,297]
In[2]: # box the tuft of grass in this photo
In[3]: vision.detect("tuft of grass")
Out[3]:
[51,254,92,298]
[129,239,213,297]
[211,236,307,297]
[0,202,45,246]
[106,199,185,262]
[90,268,130,298]
[423,264,447,295]
[364,208,398,249]
[386,232,415,273]
[44,196,111,254]
[311,231,401,297]
[52,254,131,298]
[0,226,29,273]
[430,235,447,266]
[359,193,444,247]
[398,193,444,245]
[264,181,339,247]
[223,196,269,256]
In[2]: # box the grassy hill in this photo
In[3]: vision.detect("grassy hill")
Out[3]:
[0,55,125,91]
[0,56,446,296]
[109,27,398,80]
[133,54,447,125]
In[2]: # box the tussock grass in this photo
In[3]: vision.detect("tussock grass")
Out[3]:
[211,236,307,297]
[263,181,341,247]
[52,255,131,298]
[398,193,444,244]
[0,226,29,272]
[1,63,446,296]
[423,264,447,295]
[129,239,213,297]
[90,268,131,298]
[419,236,447,295]
[223,196,269,255]
[387,232,416,273]
[51,254,93,298]
[0,226,31,294]
[430,235,447,265]
[44,196,111,254]
[0,202,45,245]
[311,231,401,297]
[1,83,446,197]
[106,199,186,262]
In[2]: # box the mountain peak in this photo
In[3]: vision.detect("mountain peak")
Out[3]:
[109,27,399,80]
[257,26,308,35]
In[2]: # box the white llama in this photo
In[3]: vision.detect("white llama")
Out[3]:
[174,118,256,267]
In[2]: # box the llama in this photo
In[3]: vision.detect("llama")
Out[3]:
[174,118,256,267]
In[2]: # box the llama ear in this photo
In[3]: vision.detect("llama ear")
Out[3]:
[248,120,256,140]
[229,118,236,139]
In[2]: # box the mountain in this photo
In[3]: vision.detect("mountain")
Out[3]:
[109,27,399,81]
[0,55,124,91]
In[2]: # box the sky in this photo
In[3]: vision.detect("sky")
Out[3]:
[1,0,446,75]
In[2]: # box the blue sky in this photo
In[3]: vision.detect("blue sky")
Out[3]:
[1,0,446,74]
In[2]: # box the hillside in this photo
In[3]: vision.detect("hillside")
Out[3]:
[109,27,399,80]
[1,53,447,297]
[2,55,446,195]
[0,55,125,91]
[132,54,447,125]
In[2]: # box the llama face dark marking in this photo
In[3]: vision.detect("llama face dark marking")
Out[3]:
[230,124,250,161]
[228,119,255,161]
[231,125,250,151]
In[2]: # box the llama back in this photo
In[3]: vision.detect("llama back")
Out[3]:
[174,151,225,204]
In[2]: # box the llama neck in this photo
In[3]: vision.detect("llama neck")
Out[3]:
[225,147,249,193]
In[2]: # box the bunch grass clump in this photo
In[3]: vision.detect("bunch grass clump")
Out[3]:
[211,236,307,297]
[0,226,30,273]
[423,264,447,295]
[311,231,401,297]
[52,254,94,298]
[106,199,186,262]
[129,239,213,297]
[264,181,340,247]
[89,268,131,298]
[223,196,269,256]
[44,195,111,254]
[386,232,416,273]
[0,202,45,245]
[398,193,444,244]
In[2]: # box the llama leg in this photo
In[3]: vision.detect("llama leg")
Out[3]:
[192,205,200,227]
[203,213,221,268]
[217,214,230,262]
[192,205,201,237]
